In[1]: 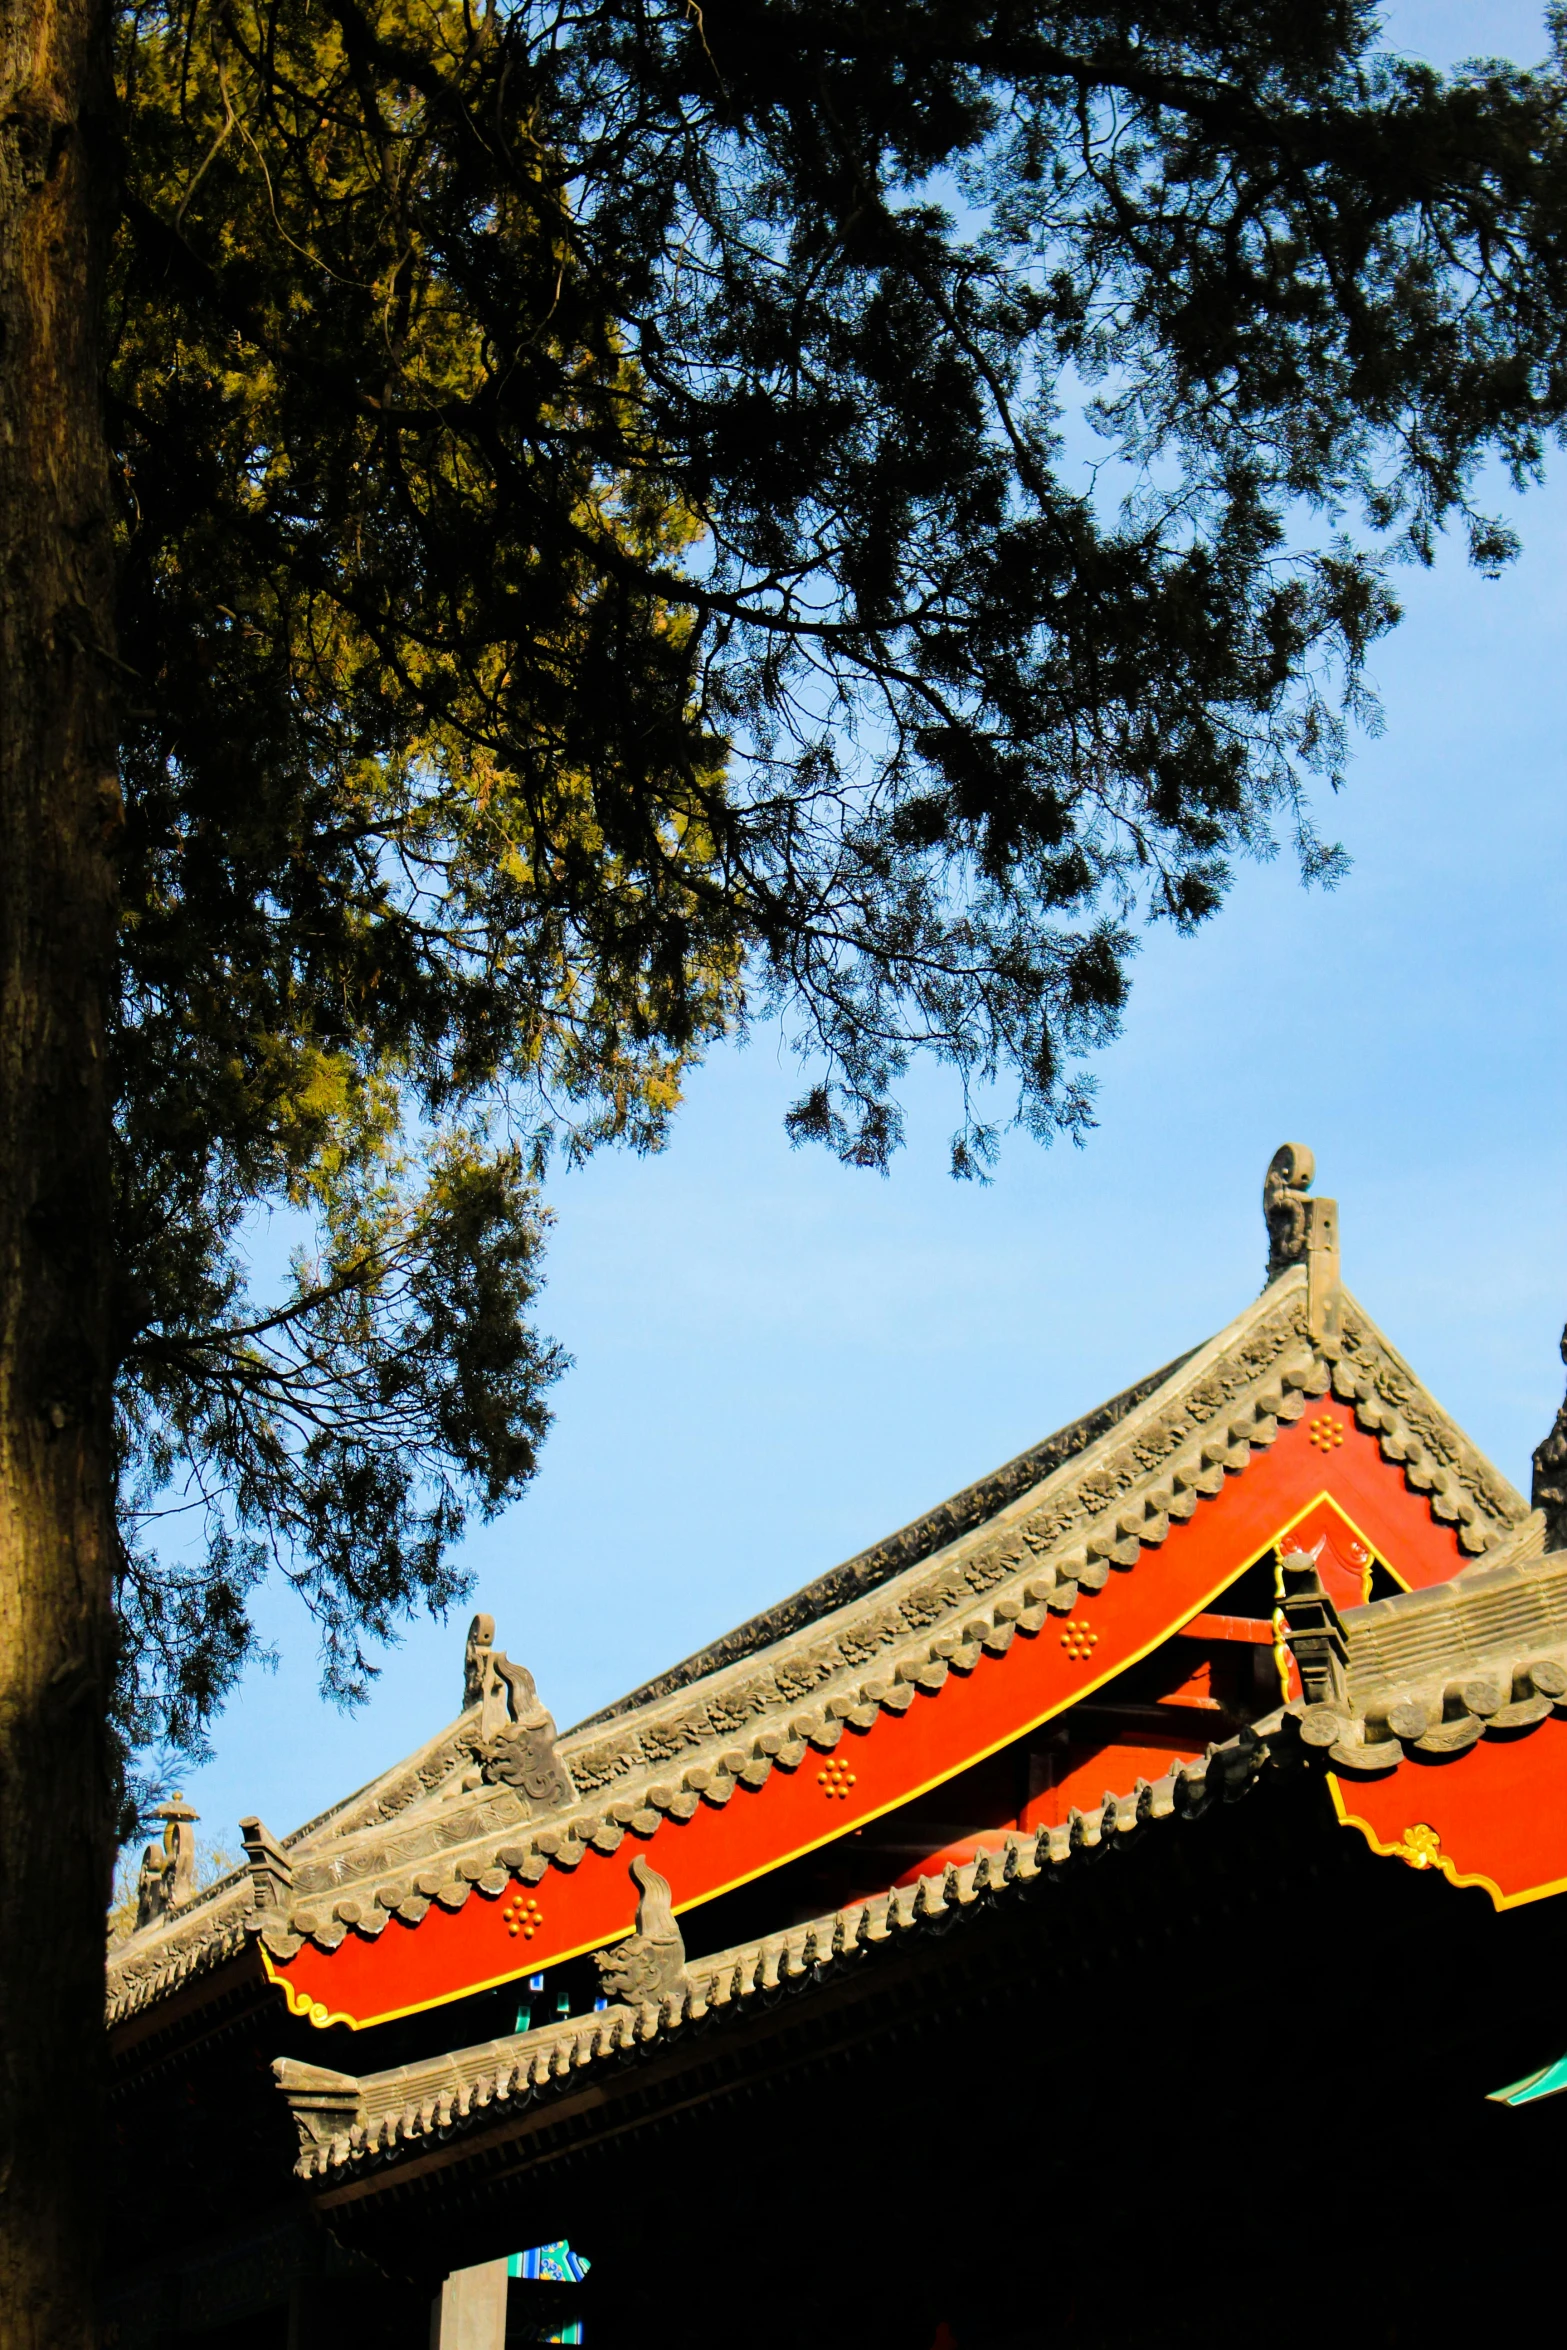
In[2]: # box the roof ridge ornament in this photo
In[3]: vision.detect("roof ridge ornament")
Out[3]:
[1532,1325,1567,1553]
[1262,1143,1340,1341]
[463,1612,494,1711]
[238,1816,293,1915]
[1278,1545,1354,1763]
[462,1613,575,1814]
[134,1793,199,1930]
[592,1855,688,2007]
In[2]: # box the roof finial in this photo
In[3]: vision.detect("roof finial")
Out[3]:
[1262,1144,1340,1340]
[462,1612,574,1814]
[463,1612,495,1712]
[134,1792,200,1930]
[1263,1144,1315,1281]
[1532,1326,1567,1552]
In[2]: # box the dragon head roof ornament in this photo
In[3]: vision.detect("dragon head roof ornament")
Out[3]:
[462,1613,574,1814]
[593,1856,688,2008]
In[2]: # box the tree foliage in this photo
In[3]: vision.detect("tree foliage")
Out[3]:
[109,0,1567,1777]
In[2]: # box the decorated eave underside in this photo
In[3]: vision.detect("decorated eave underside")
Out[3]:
[106,1259,1535,2030]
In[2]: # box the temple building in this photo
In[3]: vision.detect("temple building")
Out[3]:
[105,1147,1567,2349]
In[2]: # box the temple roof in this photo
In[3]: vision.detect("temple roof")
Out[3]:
[106,1212,1537,2030]
[275,1531,1567,2190]
[274,1541,1567,2176]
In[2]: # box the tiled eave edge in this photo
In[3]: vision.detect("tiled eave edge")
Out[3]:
[278,1727,1270,2184]
[107,1273,1532,2022]
[1300,1537,1567,1773]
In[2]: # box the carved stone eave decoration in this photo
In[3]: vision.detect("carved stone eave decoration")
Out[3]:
[239,1815,293,1915]
[1280,1548,1350,1711]
[278,1725,1269,2184]
[592,1856,688,2005]
[108,1263,1532,2016]
[274,2058,365,2150]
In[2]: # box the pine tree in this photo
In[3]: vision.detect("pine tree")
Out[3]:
[3,0,1566,2336]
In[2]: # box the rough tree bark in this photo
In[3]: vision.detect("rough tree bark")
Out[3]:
[0,0,120,2342]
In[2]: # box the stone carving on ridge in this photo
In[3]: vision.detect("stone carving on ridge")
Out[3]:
[464,1614,574,1811]
[238,1815,293,1914]
[463,1612,492,1710]
[1532,1325,1567,1553]
[593,1855,688,2005]
[1263,1143,1340,1339]
[134,1794,200,1930]
[1264,1144,1317,1280]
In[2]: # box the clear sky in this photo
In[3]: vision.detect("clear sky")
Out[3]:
[171,0,1567,1857]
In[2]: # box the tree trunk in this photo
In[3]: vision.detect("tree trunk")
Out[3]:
[0,0,119,2342]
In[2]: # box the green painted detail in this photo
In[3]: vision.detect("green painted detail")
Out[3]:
[1487,2053,1567,2106]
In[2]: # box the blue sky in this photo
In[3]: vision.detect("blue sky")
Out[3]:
[172,0,1567,1854]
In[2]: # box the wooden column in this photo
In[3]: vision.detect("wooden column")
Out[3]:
[429,2259,508,2350]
